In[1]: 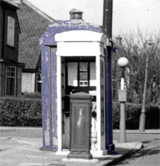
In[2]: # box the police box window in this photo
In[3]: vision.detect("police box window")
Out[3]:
[7,16,15,47]
[6,66,16,96]
[79,62,88,87]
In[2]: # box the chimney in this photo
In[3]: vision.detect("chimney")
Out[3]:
[116,35,122,45]
[69,9,83,20]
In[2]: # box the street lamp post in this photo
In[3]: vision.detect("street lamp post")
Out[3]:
[117,57,129,143]
[139,40,154,132]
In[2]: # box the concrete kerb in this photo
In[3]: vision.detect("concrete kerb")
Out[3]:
[0,127,42,130]
[113,129,160,134]
[104,149,140,166]
[114,141,143,150]
[104,142,143,165]
[1,127,159,134]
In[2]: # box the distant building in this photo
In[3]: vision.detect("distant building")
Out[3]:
[17,0,56,93]
[0,0,25,97]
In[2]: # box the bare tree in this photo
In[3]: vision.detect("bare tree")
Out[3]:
[113,30,160,104]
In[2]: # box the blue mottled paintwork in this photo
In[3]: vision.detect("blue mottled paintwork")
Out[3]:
[105,46,115,154]
[40,19,114,153]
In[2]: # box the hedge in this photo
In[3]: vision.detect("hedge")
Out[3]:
[113,102,160,129]
[0,97,42,126]
[0,97,159,129]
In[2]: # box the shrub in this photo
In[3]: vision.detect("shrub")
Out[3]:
[145,104,160,129]
[0,97,42,126]
[22,92,42,99]
[112,102,160,129]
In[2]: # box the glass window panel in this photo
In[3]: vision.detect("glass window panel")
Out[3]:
[6,67,15,77]
[68,62,78,86]
[79,72,88,80]
[11,68,15,76]
[90,62,96,86]
[7,16,15,46]
[6,78,15,96]
[6,67,16,96]
[7,69,11,76]
[79,62,88,71]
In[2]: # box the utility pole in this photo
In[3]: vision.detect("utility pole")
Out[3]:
[103,0,113,38]
[139,40,154,132]
[103,0,116,154]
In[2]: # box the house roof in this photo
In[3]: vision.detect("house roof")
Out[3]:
[1,0,19,9]
[17,0,56,70]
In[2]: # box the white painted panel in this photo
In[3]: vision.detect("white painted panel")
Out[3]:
[55,30,103,42]
[56,42,101,56]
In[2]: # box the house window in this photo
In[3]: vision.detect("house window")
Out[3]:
[6,67,16,96]
[7,16,15,47]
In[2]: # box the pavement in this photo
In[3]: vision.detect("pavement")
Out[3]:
[0,128,159,166]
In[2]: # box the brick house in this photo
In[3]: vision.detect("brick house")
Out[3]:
[0,0,25,97]
[17,0,56,93]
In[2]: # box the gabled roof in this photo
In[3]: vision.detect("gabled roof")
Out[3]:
[18,0,56,70]
[1,0,19,9]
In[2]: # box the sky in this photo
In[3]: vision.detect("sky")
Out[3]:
[27,0,160,37]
